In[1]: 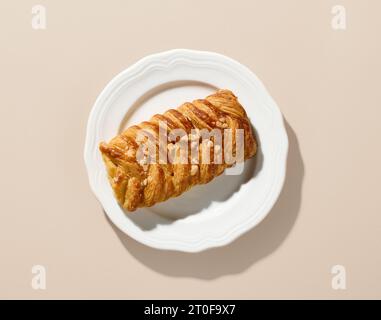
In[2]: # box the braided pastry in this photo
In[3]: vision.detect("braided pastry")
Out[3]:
[99,89,257,211]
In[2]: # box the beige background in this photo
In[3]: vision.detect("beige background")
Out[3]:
[0,0,380,299]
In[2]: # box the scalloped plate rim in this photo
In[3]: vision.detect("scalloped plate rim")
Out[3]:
[84,49,288,252]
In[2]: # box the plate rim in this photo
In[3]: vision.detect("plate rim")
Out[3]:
[84,49,288,252]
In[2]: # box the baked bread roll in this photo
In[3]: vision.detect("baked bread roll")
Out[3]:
[99,89,257,211]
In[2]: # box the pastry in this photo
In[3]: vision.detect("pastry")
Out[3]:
[99,89,257,211]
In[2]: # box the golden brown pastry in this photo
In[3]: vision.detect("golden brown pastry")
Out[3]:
[99,89,257,211]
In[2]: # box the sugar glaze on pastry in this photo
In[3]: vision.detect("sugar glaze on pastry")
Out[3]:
[99,89,257,211]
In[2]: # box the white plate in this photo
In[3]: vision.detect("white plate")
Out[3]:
[84,49,288,252]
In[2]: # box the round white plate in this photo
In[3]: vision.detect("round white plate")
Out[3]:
[84,49,288,252]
